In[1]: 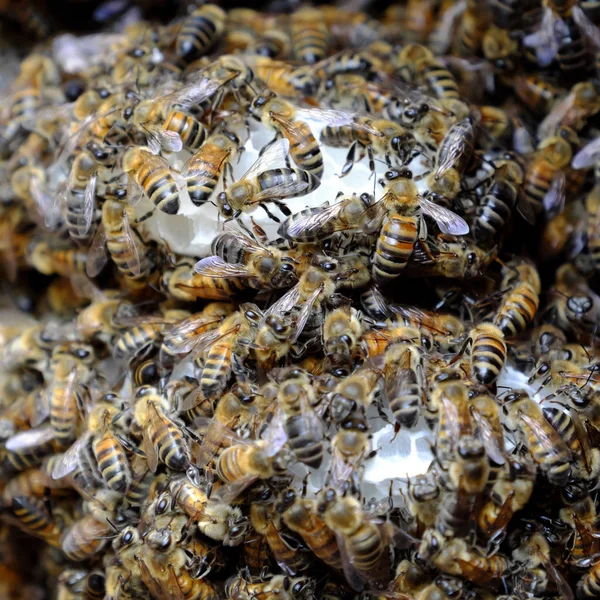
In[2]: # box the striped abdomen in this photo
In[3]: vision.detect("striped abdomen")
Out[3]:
[62,514,109,561]
[320,125,366,148]
[11,496,62,547]
[137,162,179,215]
[217,446,252,484]
[168,268,247,301]
[163,111,206,152]
[494,283,539,338]
[52,248,89,277]
[417,59,460,99]
[346,521,385,572]
[523,159,555,214]
[542,406,582,457]
[148,405,188,471]
[93,431,130,493]
[113,323,163,361]
[471,328,507,385]
[290,17,329,64]
[176,5,226,61]
[200,341,233,400]
[284,414,324,467]
[389,368,421,428]
[373,215,418,284]
[277,118,324,178]
[258,168,320,197]
[557,17,594,72]
[473,180,517,244]
[50,360,79,445]
[186,146,230,206]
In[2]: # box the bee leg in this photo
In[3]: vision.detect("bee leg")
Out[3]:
[260,203,281,223]
[341,141,362,177]
[368,145,377,178]
[273,200,291,217]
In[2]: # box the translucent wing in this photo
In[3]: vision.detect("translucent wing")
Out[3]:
[572,137,600,169]
[266,284,301,317]
[292,284,324,343]
[31,390,50,427]
[139,560,185,600]
[523,7,560,66]
[182,146,230,178]
[127,175,144,207]
[145,125,183,153]
[141,425,158,473]
[193,418,251,467]
[420,197,470,234]
[469,406,506,465]
[194,256,251,278]
[278,201,349,241]
[542,170,566,214]
[51,431,92,479]
[538,92,575,140]
[241,138,290,181]
[30,176,62,230]
[78,172,97,238]
[296,107,380,135]
[573,5,600,50]
[261,410,288,457]
[428,0,467,54]
[86,221,108,278]
[5,425,55,452]
[251,179,310,203]
[162,316,224,355]
[122,211,142,277]
[521,413,572,461]
[221,221,268,254]
[166,75,222,109]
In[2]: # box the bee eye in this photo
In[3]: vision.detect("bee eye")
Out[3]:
[467,252,477,266]
[123,531,133,544]
[123,107,133,119]
[281,262,294,272]
[539,363,549,374]
[75,348,90,359]
[156,497,169,514]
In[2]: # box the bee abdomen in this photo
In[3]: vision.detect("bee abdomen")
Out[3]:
[472,334,507,385]
[373,216,418,284]
[93,433,130,493]
[284,415,324,468]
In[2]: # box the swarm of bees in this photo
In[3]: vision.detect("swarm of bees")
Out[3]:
[4,0,600,599]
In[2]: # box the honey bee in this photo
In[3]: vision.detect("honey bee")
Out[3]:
[27,238,89,278]
[482,25,520,73]
[290,7,329,65]
[279,489,344,573]
[249,92,324,179]
[6,494,63,548]
[168,473,247,545]
[396,44,460,101]
[245,56,318,97]
[161,256,248,302]
[192,305,262,401]
[318,490,391,592]
[182,127,242,207]
[3,423,60,473]
[250,502,311,575]
[122,146,180,215]
[458,323,507,387]
[86,185,157,282]
[176,5,226,62]
[419,529,510,588]
[225,573,315,600]
[194,223,298,291]
[328,367,379,423]
[48,342,95,448]
[493,259,541,339]
[133,385,190,472]
[276,371,324,468]
[278,192,377,243]
[216,138,319,221]
[322,307,362,372]
[504,391,573,486]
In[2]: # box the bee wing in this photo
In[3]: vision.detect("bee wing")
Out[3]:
[428,1,467,54]
[334,530,368,592]
[261,410,288,457]
[512,121,535,155]
[5,425,55,453]
[141,425,158,473]
[182,145,230,178]
[193,418,251,467]
[570,408,595,477]
[296,107,380,135]
[520,413,573,461]
[241,137,290,181]
[440,392,461,445]
[542,170,566,214]
[470,406,506,465]
[538,91,575,140]
[420,197,469,235]
[266,284,301,317]
[126,175,145,207]
[51,431,92,479]
[523,7,560,66]
[139,560,184,600]
[278,202,347,240]
[162,316,224,355]
[572,137,600,169]
[214,476,258,505]
[30,176,62,231]
[222,221,267,254]
[194,256,252,278]
[292,284,324,343]
[78,172,97,238]
[251,179,310,203]
[145,124,184,153]
[169,75,222,109]
[573,5,600,50]
[122,211,142,278]
[86,221,108,278]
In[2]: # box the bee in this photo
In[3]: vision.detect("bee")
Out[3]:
[504,391,573,485]
[523,126,579,215]
[246,56,318,97]
[161,256,248,302]
[176,5,226,61]
[473,156,530,246]
[249,92,324,179]
[323,307,362,372]
[477,457,536,544]
[133,385,190,472]
[250,502,311,575]
[426,116,477,200]
[420,530,510,588]
[225,573,314,600]
[493,259,541,338]
[514,74,559,114]
[559,481,600,566]
[328,367,379,423]
[122,146,180,215]
[469,392,507,465]
[277,371,324,468]
[216,138,320,221]
[194,223,298,291]
[396,44,460,101]
[279,489,344,572]
[182,127,242,207]
[329,415,372,490]
[278,192,377,243]
[192,305,262,401]
[86,185,157,281]
[290,7,329,65]
[26,238,89,278]
[319,490,391,592]
[453,0,491,56]
[482,25,521,73]
[49,342,95,448]
[57,568,87,600]
[168,473,247,545]
[2,466,67,504]
[457,323,507,387]
[7,495,63,547]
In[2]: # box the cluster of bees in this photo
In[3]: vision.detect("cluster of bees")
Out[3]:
[2,0,600,599]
